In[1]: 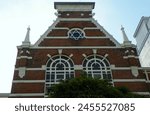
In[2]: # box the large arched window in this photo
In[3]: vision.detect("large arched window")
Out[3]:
[45,55,74,93]
[82,55,112,80]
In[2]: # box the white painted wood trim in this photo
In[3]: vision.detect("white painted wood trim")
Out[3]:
[111,67,145,70]
[59,18,93,21]
[44,36,108,39]
[123,56,139,59]
[146,81,150,83]
[15,68,45,71]
[74,65,83,70]
[30,46,119,49]
[144,70,149,81]
[55,3,94,11]
[17,56,32,59]
[111,67,131,70]
[53,27,69,30]
[14,66,144,71]
[13,80,45,83]
[9,93,45,97]
[132,92,150,95]
[142,67,150,71]
[113,79,146,82]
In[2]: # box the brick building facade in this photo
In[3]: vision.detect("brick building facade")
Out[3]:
[10,2,150,97]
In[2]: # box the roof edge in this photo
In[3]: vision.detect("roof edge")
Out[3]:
[134,16,149,38]
[54,2,95,9]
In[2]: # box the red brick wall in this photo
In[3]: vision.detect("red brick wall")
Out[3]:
[39,39,116,46]
[47,29,106,37]
[114,82,148,92]
[112,70,134,79]
[16,48,141,68]
[128,58,141,66]
[18,58,28,67]
[47,29,68,36]
[112,70,146,79]
[55,21,96,28]
[11,83,44,93]
[148,73,150,80]
[13,70,45,80]
[84,29,106,36]
[146,83,150,91]
[11,46,149,96]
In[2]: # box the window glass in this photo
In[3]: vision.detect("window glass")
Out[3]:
[83,55,112,80]
[68,28,85,40]
[45,55,74,94]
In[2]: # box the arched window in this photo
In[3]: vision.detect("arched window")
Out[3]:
[82,55,112,80]
[45,55,74,93]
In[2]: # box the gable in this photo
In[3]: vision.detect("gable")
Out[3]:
[33,2,121,48]
[34,18,121,48]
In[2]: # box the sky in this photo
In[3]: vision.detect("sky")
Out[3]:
[0,0,150,93]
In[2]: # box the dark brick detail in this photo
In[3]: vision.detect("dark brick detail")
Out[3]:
[58,11,92,18]
[56,21,96,28]
[17,48,31,57]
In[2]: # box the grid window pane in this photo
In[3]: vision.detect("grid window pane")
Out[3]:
[83,55,112,80]
[45,55,74,94]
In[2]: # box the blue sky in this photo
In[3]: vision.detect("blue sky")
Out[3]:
[0,0,150,93]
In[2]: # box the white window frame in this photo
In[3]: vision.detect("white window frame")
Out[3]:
[68,28,85,40]
[83,55,112,80]
[45,55,74,94]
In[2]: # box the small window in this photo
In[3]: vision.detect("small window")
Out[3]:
[68,28,85,40]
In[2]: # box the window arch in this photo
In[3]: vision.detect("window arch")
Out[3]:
[82,55,112,80]
[45,55,74,93]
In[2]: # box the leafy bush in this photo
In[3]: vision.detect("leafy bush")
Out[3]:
[48,76,144,98]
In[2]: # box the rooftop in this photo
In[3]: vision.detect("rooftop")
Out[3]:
[54,2,95,11]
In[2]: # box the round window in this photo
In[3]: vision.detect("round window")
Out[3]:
[68,28,85,40]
